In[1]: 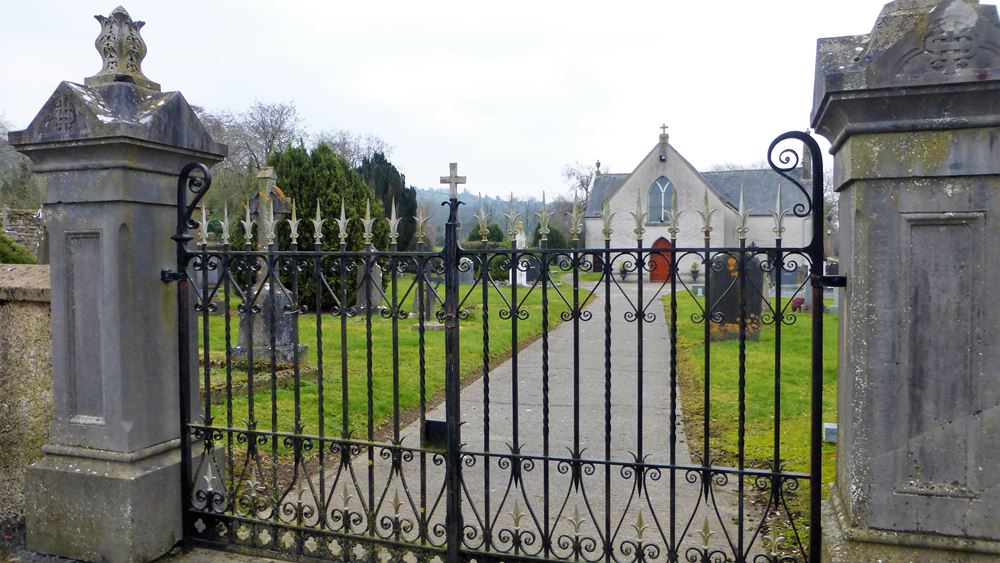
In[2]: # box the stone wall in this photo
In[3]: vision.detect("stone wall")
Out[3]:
[0,265,51,530]
[1,208,44,262]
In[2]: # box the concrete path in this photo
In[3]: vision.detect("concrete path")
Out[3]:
[184,278,770,561]
[336,278,763,560]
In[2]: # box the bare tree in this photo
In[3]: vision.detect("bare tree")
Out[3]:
[241,101,302,169]
[0,115,37,208]
[314,129,392,168]
[562,162,596,206]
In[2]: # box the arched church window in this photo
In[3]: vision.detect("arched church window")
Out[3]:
[647,177,674,223]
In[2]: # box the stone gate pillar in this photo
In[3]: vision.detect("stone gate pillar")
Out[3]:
[812,1,1000,560]
[9,7,226,562]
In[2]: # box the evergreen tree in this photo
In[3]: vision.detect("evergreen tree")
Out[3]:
[531,225,569,249]
[265,143,389,310]
[357,152,418,250]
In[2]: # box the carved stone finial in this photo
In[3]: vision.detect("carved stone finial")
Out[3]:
[86,6,160,91]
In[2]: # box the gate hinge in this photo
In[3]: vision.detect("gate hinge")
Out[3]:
[161,269,186,283]
[821,275,847,288]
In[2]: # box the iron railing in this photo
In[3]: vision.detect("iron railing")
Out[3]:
[168,131,832,562]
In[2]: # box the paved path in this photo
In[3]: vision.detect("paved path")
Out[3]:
[353,279,761,560]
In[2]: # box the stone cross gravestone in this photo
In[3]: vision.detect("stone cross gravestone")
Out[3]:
[234,168,306,363]
[707,254,763,341]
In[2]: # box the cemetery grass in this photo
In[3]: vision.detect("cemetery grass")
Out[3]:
[663,294,837,552]
[200,282,582,457]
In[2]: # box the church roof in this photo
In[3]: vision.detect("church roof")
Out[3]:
[585,173,629,217]
[702,168,810,216]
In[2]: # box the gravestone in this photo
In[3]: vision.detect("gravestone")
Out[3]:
[510,230,528,286]
[8,7,227,561]
[525,256,542,283]
[458,256,475,285]
[354,262,384,311]
[814,1,1000,559]
[707,254,763,341]
[233,168,306,363]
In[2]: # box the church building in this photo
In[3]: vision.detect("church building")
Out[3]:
[583,127,812,282]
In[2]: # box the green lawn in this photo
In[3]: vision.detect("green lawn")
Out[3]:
[664,292,837,551]
[199,281,581,444]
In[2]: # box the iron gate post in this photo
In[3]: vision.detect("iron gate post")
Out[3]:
[444,190,464,562]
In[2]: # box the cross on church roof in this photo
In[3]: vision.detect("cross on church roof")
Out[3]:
[440,162,467,199]
[660,124,669,135]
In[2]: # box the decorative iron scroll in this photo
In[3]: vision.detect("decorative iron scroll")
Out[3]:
[171,131,827,562]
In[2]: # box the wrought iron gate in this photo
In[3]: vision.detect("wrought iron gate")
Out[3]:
[168,131,836,562]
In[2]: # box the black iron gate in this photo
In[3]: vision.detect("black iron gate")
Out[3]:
[167,131,836,562]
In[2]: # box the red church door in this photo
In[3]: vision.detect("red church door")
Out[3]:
[650,237,673,283]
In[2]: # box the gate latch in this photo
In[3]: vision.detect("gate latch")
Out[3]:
[422,419,448,451]
[161,269,186,283]
[821,275,847,288]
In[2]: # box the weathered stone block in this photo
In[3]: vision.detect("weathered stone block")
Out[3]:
[25,447,182,563]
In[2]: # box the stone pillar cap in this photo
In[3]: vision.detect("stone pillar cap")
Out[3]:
[812,0,1000,148]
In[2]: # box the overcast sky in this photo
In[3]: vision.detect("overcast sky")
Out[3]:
[1,1,888,198]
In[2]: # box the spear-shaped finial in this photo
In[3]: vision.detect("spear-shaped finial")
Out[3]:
[220,203,231,245]
[504,193,522,241]
[335,199,350,246]
[312,200,325,244]
[475,193,490,242]
[288,198,300,244]
[241,200,254,245]
[736,186,751,240]
[198,205,209,245]
[630,189,646,239]
[666,190,681,239]
[772,184,787,237]
[696,187,717,238]
[568,193,585,241]
[601,196,616,241]
[362,200,375,247]
[387,197,401,246]
[414,206,430,245]
[536,192,553,243]
[262,194,276,246]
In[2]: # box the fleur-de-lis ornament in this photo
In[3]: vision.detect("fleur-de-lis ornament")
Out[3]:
[697,516,716,550]
[510,500,524,530]
[262,196,277,246]
[504,194,522,241]
[696,188,717,237]
[631,510,649,541]
[772,185,788,238]
[765,525,786,556]
[536,192,553,243]
[414,206,430,245]
[335,200,350,246]
[736,186,751,240]
[665,190,681,239]
[630,190,646,239]
[568,194,585,241]
[312,201,325,245]
[568,504,585,535]
[361,200,375,247]
[392,490,402,517]
[387,198,401,246]
[475,194,490,242]
[241,200,254,245]
[220,203,231,245]
[601,196,616,240]
[288,198,300,244]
